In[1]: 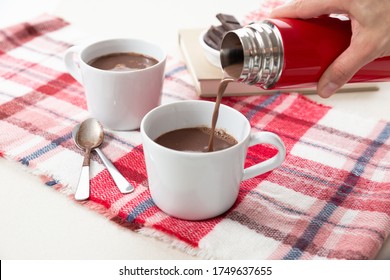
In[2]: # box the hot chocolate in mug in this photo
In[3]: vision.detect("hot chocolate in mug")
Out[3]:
[64,38,166,130]
[141,100,286,220]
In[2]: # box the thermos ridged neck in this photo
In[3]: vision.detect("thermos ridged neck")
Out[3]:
[220,20,284,89]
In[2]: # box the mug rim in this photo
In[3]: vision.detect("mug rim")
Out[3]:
[140,100,251,157]
[79,37,167,74]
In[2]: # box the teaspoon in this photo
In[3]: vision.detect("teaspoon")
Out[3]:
[73,121,134,195]
[74,118,104,200]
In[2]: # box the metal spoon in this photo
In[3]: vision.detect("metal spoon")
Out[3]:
[73,121,134,195]
[74,118,104,200]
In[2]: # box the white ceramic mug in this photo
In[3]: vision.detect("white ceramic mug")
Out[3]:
[140,100,286,220]
[64,38,166,130]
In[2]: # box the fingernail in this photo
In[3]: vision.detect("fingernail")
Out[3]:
[320,82,339,98]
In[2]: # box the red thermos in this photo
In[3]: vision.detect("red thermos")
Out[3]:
[220,17,390,89]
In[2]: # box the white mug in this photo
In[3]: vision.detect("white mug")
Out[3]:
[64,38,166,130]
[141,100,286,220]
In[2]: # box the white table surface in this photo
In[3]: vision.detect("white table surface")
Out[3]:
[0,0,389,260]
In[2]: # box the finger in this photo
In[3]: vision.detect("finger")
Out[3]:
[270,0,348,19]
[317,43,374,98]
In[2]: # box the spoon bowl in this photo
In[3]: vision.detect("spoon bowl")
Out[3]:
[76,118,104,150]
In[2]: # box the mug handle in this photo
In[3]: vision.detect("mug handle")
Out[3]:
[64,45,83,84]
[242,131,286,181]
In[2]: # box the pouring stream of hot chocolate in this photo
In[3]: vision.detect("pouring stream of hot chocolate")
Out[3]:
[207,76,235,151]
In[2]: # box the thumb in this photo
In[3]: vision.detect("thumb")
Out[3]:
[270,0,346,19]
[317,44,373,98]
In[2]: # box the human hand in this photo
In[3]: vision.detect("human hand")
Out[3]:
[270,0,390,98]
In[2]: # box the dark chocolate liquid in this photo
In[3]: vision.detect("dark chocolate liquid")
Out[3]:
[155,127,237,152]
[155,76,237,153]
[88,52,158,71]
[207,77,235,151]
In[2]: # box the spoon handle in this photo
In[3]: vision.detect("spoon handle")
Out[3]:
[95,148,135,194]
[75,166,90,200]
[75,149,91,200]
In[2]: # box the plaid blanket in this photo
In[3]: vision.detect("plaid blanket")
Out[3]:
[1,9,390,259]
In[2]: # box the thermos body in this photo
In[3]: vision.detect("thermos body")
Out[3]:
[220,17,390,89]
